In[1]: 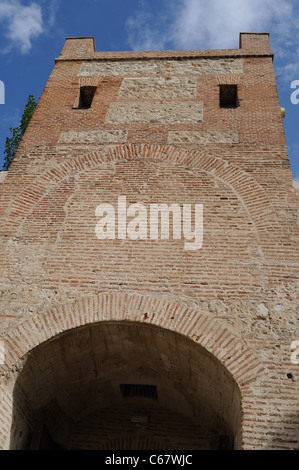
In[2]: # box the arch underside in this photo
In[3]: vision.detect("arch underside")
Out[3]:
[11,321,242,450]
[0,291,263,450]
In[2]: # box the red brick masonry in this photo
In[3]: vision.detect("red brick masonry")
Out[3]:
[0,33,298,450]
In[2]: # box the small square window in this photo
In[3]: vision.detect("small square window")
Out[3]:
[77,86,97,109]
[219,84,238,108]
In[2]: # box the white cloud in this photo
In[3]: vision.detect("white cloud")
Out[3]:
[126,0,299,85]
[0,0,43,53]
[280,62,299,83]
[126,0,168,51]
[126,0,297,53]
[170,0,293,50]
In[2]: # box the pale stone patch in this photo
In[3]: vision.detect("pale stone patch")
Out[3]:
[118,77,197,100]
[79,58,244,77]
[168,130,239,144]
[0,171,8,183]
[58,130,128,144]
[256,303,269,319]
[293,180,299,191]
[105,101,203,125]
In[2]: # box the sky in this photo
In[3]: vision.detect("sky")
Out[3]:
[0,0,298,180]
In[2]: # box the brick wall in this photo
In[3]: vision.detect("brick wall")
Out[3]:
[0,33,298,450]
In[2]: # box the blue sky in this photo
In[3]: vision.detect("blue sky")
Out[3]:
[0,0,298,180]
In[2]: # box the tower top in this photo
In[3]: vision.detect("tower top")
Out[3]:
[56,32,273,62]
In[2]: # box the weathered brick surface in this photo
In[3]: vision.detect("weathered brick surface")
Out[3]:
[0,33,298,450]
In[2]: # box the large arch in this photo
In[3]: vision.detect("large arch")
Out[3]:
[10,321,242,450]
[4,143,279,239]
[0,293,263,450]
[0,144,267,449]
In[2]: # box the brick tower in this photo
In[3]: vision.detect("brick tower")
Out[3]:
[0,33,298,450]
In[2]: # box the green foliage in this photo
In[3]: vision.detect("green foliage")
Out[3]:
[3,94,37,170]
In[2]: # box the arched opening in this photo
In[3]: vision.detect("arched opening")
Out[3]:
[10,321,242,450]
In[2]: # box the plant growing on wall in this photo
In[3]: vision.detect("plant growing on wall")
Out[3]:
[3,94,37,170]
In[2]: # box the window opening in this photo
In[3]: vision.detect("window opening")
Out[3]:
[220,84,238,108]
